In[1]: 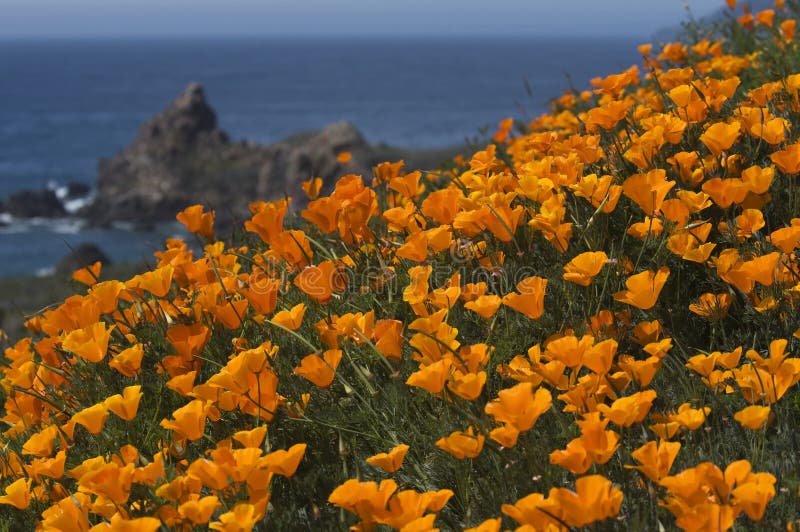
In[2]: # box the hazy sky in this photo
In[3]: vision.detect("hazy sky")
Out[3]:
[1,0,725,38]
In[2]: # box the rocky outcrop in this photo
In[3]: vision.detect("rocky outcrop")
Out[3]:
[0,189,66,218]
[83,82,462,227]
[84,83,363,226]
[255,122,372,201]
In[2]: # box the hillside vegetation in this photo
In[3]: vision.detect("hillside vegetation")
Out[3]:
[4,1,800,530]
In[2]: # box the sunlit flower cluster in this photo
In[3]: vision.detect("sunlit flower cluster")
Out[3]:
[2,0,800,529]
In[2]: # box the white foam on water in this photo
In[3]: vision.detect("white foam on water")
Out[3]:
[63,192,95,214]
[0,217,86,235]
[35,266,56,278]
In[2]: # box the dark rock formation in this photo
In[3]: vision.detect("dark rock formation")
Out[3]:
[55,243,111,276]
[0,189,66,218]
[255,122,372,201]
[84,82,462,227]
[61,182,92,201]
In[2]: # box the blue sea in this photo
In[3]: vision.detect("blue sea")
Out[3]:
[0,36,640,277]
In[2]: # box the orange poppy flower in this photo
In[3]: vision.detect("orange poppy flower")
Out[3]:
[667,232,716,263]
[87,280,126,315]
[209,503,260,532]
[769,224,800,253]
[671,403,710,431]
[553,475,624,528]
[621,169,675,216]
[328,478,398,527]
[597,390,657,427]
[102,515,164,532]
[484,382,552,432]
[166,371,197,397]
[545,334,594,368]
[270,229,314,269]
[501,490,563,529]
[373,319,403,361]
[502,276,547,320]
[62,321,114,363]
[239,276,279,315]
[261,443,307,477]
[676,190,712,213]
[27,450,67,483]
[402,264,431,303]
[575,412,620,465]
[302,177,323,200]
[337,151,352,164]
[734,405,771,430]
[614,267,670,310]
[294,260,344,304]
[738,252,780,288]
[244,199,289,245]
[689,293,733,319]
[627,217,664,239]
[781,18,795,41]
[389,170,424,200]
[166,323,211,361]
[294,349,342,388]
[750,117,788,144]
[406,358,452,395]
[570,173,622,213]
[160,399,210,441]
[366,444,410,473]
[72,261,102,286]
[39,493,92,530]
[396,231,429,262]
[549,438,593,474]
[72,403,110,435]
[447,370,487,400]
[22,425,60,457]
[585,99,631,130]
[435,427,485,459]
[302,196,342,234]
[702,177,749,209]
[617,355,661,387]
[176,204,215,241]
[770,143,800,174]
[208,297,249,330]
[582,338,618,375]
[755,8,775,26]
[463,517,501,532]
[271,303,307,331]
[421,187,461,225]
[0,478,31,509]
[178,495,221,525]
[505,475,623,529]
[109,343,144,377]
[104,385,143,421]
[700,121,741,155]
[626,440,681,482]
[563,251,608,286]
[126,265,174,298]
[660,198,690,226]
[464,294,502,319]
[735,208,765,239]
[233,426,268,448]
[493,116,514,142]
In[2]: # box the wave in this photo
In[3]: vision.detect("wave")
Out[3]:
[0,216,86,234]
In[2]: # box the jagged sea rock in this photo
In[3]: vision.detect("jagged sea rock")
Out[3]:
[0,189,66,218]
[84,82,463,227]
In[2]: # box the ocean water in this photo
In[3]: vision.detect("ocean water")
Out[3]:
[0,36,641,277]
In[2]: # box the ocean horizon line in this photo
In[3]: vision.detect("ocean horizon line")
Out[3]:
[0,32,655,42]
